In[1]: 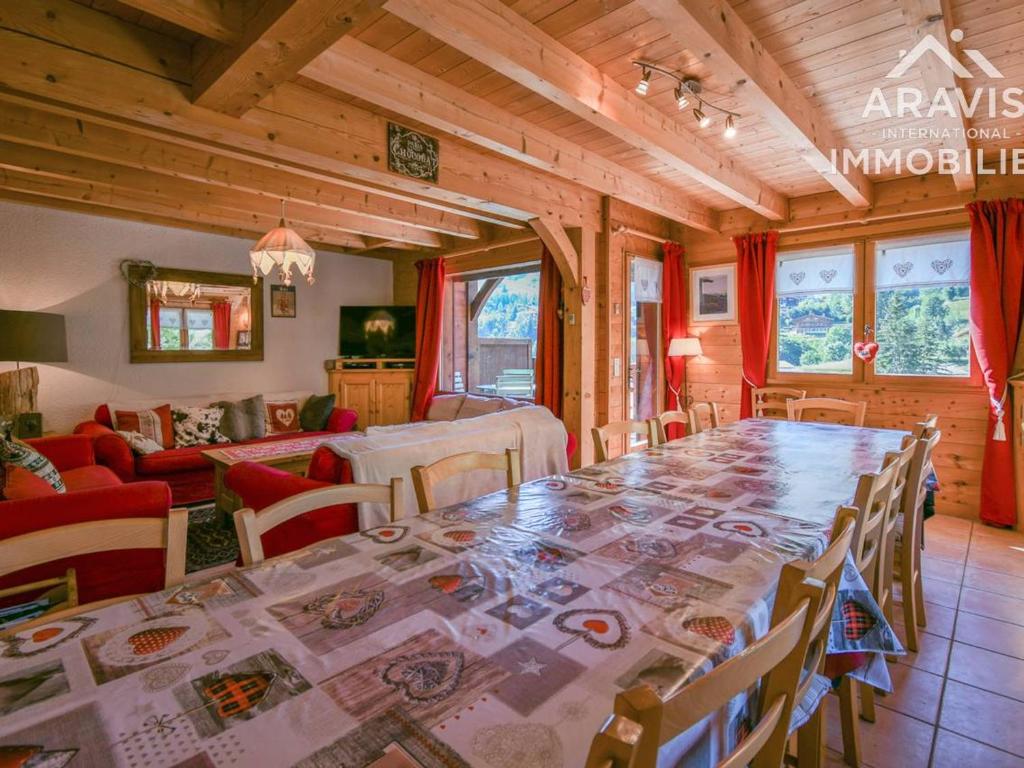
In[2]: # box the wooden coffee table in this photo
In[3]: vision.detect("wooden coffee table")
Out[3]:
[203,434,339,522]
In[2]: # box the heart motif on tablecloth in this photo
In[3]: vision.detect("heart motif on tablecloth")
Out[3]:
[841,599,877,641]
[382,651,465,703]
[202,649,230,666]
[558,510,591,532]
[360,525,408,544]
[203,672,274,718]
[128,627,187,656]
[931,258,953,275]
[682,616,736,645]
[429,574,463,594]
[819,269,838,284]
[624,536,678,559]
[545,479,567,491]
[789,271,806,285]
[713,520,767,538]
[892,261,914,278]
[320,590,385,630]
[554,609,630,650]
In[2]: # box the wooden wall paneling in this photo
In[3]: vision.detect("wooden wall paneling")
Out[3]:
[562,226,597,468]
[596,196,613,434]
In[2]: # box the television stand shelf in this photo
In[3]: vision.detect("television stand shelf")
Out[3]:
[326,358,415,428]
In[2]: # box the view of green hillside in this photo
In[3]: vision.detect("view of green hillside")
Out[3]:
[475,273,540,340]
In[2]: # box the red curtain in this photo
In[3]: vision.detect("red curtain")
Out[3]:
[411,258,447,421]
[968,199,1024,528]
[662,242,687,438]
[149,299,162,350]
[535,246,563,418]
[735,231,779,419]
[212,301,231,349]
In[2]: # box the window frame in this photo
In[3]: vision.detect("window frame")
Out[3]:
[768,227,979,390]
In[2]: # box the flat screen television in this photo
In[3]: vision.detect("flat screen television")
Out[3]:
[339,305,416,359]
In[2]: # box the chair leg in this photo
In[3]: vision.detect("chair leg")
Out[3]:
[915,525,928,627]
[901,562,920,653]
[797,704,824,768]
[860,684,876,723]
[838,678,861,767]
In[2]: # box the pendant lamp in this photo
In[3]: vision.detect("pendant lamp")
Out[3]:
[249,200,316,286]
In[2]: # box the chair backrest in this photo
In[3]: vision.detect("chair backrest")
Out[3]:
[411,449,520,514]
[234,480,403,565]
[495,372,534,396]
[900,427,941,553]
[752,387,807,419]
[593,421,653,462]
[687,401,721,434]
[0,509,188,592]
[786,397,867,427]
[845,456,901,589]
[650,410,689,444]
[913,414,938,439]
[588,578,823,768]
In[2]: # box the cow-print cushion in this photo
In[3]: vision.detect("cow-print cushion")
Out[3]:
[171,406,230,448]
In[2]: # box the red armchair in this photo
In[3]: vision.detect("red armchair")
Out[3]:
[0,435,175,605]
[75,404,359,505]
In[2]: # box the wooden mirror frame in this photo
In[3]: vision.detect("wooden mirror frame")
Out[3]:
[128,266,264,363]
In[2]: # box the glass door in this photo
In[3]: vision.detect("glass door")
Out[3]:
[628,257,662,440]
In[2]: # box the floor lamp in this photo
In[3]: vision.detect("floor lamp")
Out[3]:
[666,337,702,411]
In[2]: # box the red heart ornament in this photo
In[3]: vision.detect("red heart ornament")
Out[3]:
[854,341,879,363]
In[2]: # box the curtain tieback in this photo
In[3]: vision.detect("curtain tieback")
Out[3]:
[992,386,1009,442]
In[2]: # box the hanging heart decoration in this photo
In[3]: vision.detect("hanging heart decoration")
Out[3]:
[854,341,879,363]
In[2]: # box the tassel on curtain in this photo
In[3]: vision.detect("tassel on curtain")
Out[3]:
[661,241,687,439]
[411,258,447,422]
[535,246,564,418]
[734,231,779,419]
[968,198,1024,527]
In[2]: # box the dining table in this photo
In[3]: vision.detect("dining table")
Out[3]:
[0,419,907,768]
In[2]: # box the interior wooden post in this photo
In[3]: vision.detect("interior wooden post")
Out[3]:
[563,225,597,468]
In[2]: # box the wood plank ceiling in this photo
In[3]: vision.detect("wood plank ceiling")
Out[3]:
[1,0,1020,258]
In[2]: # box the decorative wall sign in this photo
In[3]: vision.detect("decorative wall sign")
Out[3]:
[388,122,440,183]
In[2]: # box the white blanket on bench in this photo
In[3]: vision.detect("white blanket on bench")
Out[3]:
[322,406,568,528]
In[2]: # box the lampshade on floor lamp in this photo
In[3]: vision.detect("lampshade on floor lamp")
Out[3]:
[0,310,68,438]
[667,337,702,410]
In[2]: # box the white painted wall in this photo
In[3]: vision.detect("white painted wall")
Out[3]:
[0,201,393,433]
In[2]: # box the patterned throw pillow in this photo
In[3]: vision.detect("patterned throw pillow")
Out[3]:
[212,395,266,443]
[110,404,174,450]
[171,407,230,448]
[0,437,66,494]
[117,430,165,455]
[265,400,301,434]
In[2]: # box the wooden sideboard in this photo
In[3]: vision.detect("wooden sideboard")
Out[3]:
[327,359,415,429]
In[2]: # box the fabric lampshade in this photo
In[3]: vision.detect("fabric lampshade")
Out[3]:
[667,337,702,357]
[249,218,316,287]
[0,310,68,363]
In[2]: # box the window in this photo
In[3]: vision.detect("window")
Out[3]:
[776,247,855,375]
[441,267,540,397]
[873,236,971,378]
[155,307,214,350]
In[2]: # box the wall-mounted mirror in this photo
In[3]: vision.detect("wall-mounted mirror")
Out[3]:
[128,265,264,363]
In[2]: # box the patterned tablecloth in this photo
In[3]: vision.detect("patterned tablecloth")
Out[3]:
[0,420,906,768]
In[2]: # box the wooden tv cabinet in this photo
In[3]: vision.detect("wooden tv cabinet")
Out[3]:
[326,358,415,429]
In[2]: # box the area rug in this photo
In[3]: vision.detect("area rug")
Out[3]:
[185,503,239,573]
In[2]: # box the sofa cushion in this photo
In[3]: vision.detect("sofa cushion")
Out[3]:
[61,465,123,492]
[265,399,302,434]
[0,437,66,494]
[213,395,266,442]
[426,393,466,421]
[456,394,505,419]
[172,405,230,448]
[300,393,336,432]
[110,403,174,449]
[117,430,164,455]
[2,467,59,500]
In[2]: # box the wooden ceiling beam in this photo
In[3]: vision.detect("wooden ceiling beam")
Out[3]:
[192,0,385,117]
[304,37,718,232]
[0,139,441,247]
[384,0,787,220]
[529,217,578,289]
[112,0,242,44]
[0,28,597,228]
[637,0,874,209]
[0,101,481,239]
[897,0,975,192]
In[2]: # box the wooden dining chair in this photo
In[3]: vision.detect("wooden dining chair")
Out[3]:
[686,401,721,434]
[411,449,519,514]
[649,410,689,444]
[592,421,654,462]
[913,414,938,438]
[0,509,188,634]
[892,428,941,652]
[786,397,868,427]
[234,479,403,566]
[751,387,807,419]
[784,507,858,768]
[586,575,824,768]
[874,438,917,635]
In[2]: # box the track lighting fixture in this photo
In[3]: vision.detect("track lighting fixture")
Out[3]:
[632,60,740,137]
[635,68,651,96]
[693,103,711,128]
[674,86,688,110]
[724,115,737,139]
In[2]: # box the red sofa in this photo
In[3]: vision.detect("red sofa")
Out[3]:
[74,403,358,505]
[0,435,174,605]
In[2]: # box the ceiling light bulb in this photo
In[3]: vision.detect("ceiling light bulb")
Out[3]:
[636,69,650,96]
[675,85,689,110]
[693,105,711,128]
[724,115,737,139]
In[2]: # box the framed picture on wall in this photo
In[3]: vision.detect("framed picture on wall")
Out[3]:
[271,285,296,318]
[690,264,736,324]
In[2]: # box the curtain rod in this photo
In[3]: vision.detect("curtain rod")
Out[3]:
[611,224,668,245]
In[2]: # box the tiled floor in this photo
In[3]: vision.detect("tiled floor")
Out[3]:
[819,515,1024,767]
